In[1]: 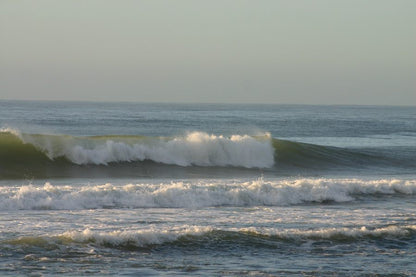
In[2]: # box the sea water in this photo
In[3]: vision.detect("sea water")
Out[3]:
[0,100,416,276]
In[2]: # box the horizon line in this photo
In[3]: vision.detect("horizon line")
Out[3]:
[0,98,415,108]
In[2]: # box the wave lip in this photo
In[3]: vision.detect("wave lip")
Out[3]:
[1,178,415,210]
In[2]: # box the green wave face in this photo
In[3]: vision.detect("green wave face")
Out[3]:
[0,132,60,179]
[272,139,373,169]
[0,132,170,179]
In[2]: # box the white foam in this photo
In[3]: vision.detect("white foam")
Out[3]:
[1,178,415,210]
[17,131,275,168]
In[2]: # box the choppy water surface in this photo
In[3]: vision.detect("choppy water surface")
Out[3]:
[1,101,415,276]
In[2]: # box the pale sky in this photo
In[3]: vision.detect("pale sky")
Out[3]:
[1,0,415,105]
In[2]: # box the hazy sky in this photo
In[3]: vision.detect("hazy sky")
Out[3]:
[1,0,415,105]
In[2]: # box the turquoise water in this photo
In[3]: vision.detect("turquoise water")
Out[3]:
[1,100,416,276]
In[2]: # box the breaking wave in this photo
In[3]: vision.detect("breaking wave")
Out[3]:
[0,129,273,175]
[1,128,415,179]
[1,178,415,210]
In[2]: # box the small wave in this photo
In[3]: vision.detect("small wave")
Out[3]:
[62,226,212,248]
[4,225,416,250]
[240,225,416,242]
[2,226,212,249]
[59,225,416,247]
[1,178,415,210]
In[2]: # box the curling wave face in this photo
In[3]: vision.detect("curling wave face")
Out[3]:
[0,129,275,178]
[0,129,274,167]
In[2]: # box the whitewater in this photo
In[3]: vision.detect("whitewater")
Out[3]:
[2,178,416,210]
[1,101,416,276]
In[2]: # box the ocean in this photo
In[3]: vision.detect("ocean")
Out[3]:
[0,100,415,276]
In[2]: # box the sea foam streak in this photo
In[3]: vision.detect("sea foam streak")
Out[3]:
[2,129,274,168]
[1,178,415,210]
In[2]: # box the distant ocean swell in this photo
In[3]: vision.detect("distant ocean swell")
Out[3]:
[4,225,416,251]
[1,129,415,178]
[1,179,415,210]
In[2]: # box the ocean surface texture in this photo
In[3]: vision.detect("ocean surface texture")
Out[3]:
[1,101,415,276]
